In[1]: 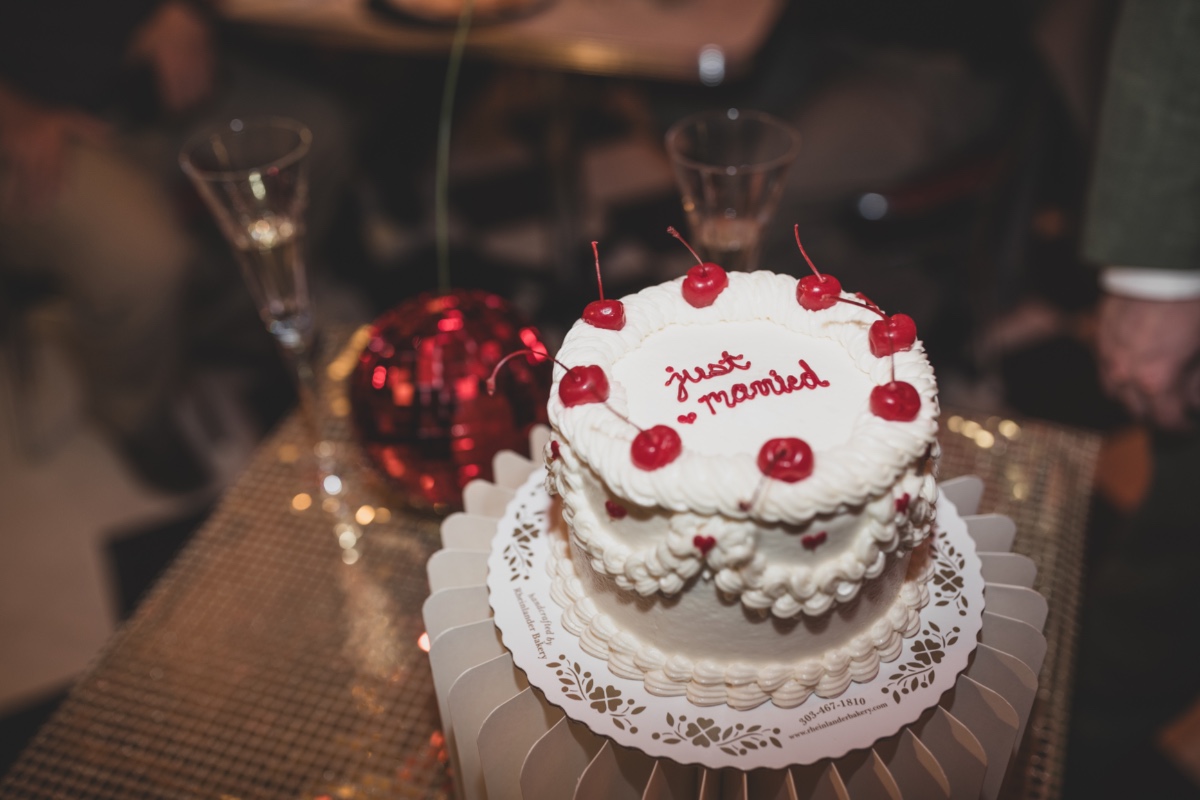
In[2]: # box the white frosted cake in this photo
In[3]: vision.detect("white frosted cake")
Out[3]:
[544,268,940,710]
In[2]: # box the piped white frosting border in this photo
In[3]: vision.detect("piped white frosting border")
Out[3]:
[549,271,940,526]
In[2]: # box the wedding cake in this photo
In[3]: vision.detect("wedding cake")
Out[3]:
[543,266,940,710]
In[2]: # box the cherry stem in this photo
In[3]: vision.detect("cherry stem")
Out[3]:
[834,296,888,320]
[794,225,825,282]
[739,443,788,513]
[486,347,644,433]
[591,240,604,301]
[667,226,704,265]
[603,402,643,432]
[855,292,881,311]
[486,347,552,395]
[740,476,769,514]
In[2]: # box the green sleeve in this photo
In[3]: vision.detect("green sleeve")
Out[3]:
[1083,0,1200,271]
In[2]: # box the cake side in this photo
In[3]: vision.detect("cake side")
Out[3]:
[549,436,937,617]
[549,533,934,709]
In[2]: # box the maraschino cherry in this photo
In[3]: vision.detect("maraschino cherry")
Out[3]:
[793,225,843,310]
[487,349,609,407]
[631,425,682,471]
[757,437,814,482]
[582,241,625,330]
[835,293,918,358]
[668,227,728,308]
[868,313,917,357]
[559,365,610,407]
[869,381,921,422]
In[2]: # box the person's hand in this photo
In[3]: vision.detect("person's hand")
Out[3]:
[126,1,215,114]
[0,87,111,216]
[1097,293,1200,431]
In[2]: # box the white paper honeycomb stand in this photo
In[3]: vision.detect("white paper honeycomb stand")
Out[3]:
[424,428,1047,800]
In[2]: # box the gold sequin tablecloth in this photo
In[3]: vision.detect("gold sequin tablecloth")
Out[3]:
[0,381,1099,799]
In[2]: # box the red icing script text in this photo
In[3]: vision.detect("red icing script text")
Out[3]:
[696,360,829,415]
[664,351,751,402]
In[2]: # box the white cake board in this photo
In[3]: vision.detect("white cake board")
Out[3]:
[423,434,1049,800]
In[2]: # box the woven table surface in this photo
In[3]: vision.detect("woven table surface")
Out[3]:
[0,334,1100,800]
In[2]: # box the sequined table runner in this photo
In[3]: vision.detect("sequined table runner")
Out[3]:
[938,413,1100,800]
[0,348,1099,800]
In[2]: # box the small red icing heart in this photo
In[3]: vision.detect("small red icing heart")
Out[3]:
[677,412,697,424]
[583,299,625,330]
[796,274,842,310]
[693,535,716,556]
[604,500,628,519]
[869,381,921,421]
[682,263,728,308]
[868,313,917,357]
[558,365,610,407]
[801,531,827,550]
[549,441,561,461]
[895,493,910,513]
[631,425,682,470]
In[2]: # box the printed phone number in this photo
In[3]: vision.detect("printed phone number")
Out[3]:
[790,697,890,738]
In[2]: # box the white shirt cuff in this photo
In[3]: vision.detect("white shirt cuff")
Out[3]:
[1101,267,1200,301]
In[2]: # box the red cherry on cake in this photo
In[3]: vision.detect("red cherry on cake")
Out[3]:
[796,274,843,311]
[757,437,814,482]
[583,299,625,330]
[631,425,682,470]
[868,313,917,357]
[793,224,843,311]
[558,365,610,407]
[682,262,729,308]
[668,226,729,307]
[583,241,625,331]
[870,381,921,421]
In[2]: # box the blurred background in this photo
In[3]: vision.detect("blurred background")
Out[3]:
[1,0,1194,794]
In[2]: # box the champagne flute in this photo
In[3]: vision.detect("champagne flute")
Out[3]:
[665,108,801,272]
[181,117,362,559]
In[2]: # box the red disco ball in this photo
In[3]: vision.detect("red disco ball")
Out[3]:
[349,290,551,513]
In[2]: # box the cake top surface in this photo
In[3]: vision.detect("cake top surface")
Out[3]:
[548,270,938,523]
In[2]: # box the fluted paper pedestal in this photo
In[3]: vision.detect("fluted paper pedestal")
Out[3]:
[425,428,1047,800]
